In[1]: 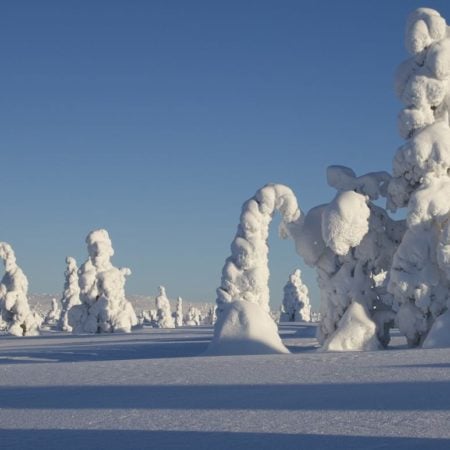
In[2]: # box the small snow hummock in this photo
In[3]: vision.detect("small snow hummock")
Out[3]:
[155,286,175,328]
[211,184,301,355]
[58,257,81,332]
[205,300,289,356]
[68,229,137,333]
[0,242,41,336]
[280,269,311,322]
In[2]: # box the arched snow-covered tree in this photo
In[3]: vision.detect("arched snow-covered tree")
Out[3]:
[280,269,311,322]
[0,242,41,336]
[387,8,450,347]
[59,257,81,332]
[208,184,301,355]
[185,304,202,326]
[155,286,175,328]
[68,229,137,333]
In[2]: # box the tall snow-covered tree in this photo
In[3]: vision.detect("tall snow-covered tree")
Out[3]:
[59,256,81,332]
[280,269,311,322]
[174,297,183,327]
[155,286,175,328]
[68,229,137,333]
[208,184,301,355]
[0,242,41,336]
[387,8,450,347]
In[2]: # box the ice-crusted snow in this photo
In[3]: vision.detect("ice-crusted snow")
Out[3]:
[0,325,449,450]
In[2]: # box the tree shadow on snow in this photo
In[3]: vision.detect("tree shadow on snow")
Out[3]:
[0,381,449,410]
[0,429,448,450]
[0,338,211,364]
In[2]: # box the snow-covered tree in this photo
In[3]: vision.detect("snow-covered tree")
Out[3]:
[155,286,175,328]
[289,168,404,350]
[387,8,450,347]
[280,269,311,322]
[174,297,183,327]
[185,305,202,326]
[0,242,41,336]
[208,184,301,355]
[43,298,61,327]
[68,229,137,333]
[58,257,81,332]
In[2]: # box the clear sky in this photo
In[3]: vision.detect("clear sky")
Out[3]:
[2,0,450,308]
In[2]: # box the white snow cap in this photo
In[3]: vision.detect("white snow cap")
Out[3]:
[405,8,446,55]
[321,191,370,256]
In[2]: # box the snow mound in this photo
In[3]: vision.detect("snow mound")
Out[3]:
[322,302,380,352]
[423,309,450,348]
[206,300,289,355]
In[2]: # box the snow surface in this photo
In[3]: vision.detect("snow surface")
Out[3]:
[0,324,450,450]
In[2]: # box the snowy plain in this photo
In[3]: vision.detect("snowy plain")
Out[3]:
[1,323,449,450]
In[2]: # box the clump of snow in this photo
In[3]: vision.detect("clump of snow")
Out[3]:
[321,191,370,256]
[422,309,450,348]
[155,286,175,328]
[322,301,380,351]
[280,269,311,322]
[0,242,41,336]
[206,300,289,355]
[68,229,137,333]
[58,257,81,332]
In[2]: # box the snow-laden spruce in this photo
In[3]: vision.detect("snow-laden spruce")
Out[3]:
[185,304,202,326]
[289,166,404,351]
[68,229,137,333]
[58,257,81,332]
[0,242,41,336]
[155,286,175,328]
[43,298,60,327]
[280,269,311,322]
[210,184,301,355]
[174,297,183,327]
[387,8,450,347]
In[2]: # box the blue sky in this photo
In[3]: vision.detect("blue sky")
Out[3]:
[1,0,450,308]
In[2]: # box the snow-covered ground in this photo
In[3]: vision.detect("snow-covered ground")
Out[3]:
[0,323,449,449]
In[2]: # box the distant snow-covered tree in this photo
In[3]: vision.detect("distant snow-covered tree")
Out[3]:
[0,242,41,336]
[155,286,175,328]
[174,297,183,327]
[43,298,61,327]
[68,229,137,333]
[185,305,202,326]
[59,257,81,332]
[280,269,311,322]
